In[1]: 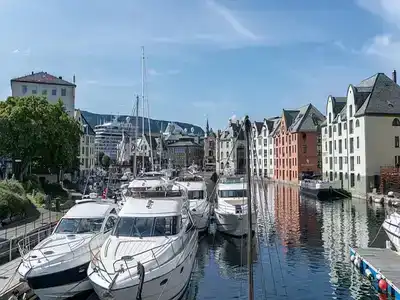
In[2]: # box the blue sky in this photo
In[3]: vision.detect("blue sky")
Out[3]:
[0,0,400,130]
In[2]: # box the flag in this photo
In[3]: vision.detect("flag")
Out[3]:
[102,188,108,199]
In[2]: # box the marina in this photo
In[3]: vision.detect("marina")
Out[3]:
[0,180,392,300]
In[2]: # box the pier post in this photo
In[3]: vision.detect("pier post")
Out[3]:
[244,115,254,300]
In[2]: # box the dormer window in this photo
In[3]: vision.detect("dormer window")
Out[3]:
[393,118,400,126]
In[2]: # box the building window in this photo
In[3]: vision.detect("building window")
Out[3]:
[393,118,400,126]
[350,138,354,153]
[339,140,342,154]
[329,141,332,154]
[61,88,67,96]
[349,120,354,134]
[32,89,37,94]
[357,174,360,181]
[344,123,347,130]
[329,126,332,138]
[350,173,355,187]
[396,155,400,166]
[349,105,353,117]
[338,123,342,136]
[339,157,343,170]
[396,136,400,148]
[357,156,360,164]
[22,85,27,94]
[357,136,359,149]
[355,119,360,127]
[334,141,336,150]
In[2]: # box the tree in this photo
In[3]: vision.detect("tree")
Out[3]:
[101,154,111,170]
[98,151,105,166]
[0,96,82,179]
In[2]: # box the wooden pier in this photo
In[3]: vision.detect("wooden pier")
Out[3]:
[350,247,400,299]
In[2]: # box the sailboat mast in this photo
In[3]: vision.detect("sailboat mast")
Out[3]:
[133,95,139,176]
[143,54,154,171]
[141,46,145,171]
[244,115,254,300]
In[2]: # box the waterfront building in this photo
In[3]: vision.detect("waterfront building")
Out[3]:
[274,104,325,183]
[167,138,204,168]
[11,71,76,117]
[74,110,96,176]
[203,119,217,171]
[216,118,246,175]
[250,117,280,178]
[321,71,400,197]
[94,116,136,160]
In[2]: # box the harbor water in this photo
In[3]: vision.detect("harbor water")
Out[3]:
[83,181,389,300]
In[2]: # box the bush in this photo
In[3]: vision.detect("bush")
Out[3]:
[27,191,46,207]
[0,187,30,218]
[0,179,26,195]
[23,175,43,193]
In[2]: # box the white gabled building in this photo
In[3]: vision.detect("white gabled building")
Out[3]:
[321,70,400,197]
[216,118,246,175]
[74,109,96,176]
[250,117,280,178]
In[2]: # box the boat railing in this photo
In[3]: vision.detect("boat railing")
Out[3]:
[89,227,195,283]
[18,232,97,268]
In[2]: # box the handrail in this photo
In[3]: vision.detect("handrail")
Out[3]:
[90,230,193,283]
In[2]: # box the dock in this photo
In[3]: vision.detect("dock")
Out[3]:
[350,247,400,299]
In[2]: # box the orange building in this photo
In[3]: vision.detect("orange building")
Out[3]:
[274,104,326,183]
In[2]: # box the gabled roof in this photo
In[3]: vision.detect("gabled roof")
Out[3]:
[11,71,76,87]
[354,73,400,117]
[144,134,158,150]
[280,104,325,133]
[263,116,280,135]
[320,96,346,126]
[253,121,264,136]
[219,120,245,140]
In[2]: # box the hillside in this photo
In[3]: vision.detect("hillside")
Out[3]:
[81,110,205,135]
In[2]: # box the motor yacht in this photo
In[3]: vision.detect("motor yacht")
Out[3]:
[87,187,198,300]
[127,171,166,192]
[17,201,119,300]
[383,211,400,251]
[174,174,210,232]
[214,176,256,237]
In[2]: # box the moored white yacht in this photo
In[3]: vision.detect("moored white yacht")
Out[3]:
[214,176,256,237]
[383,212,400,251]
[17,201,119,300]
[174,174,210,232]
[87,187,198,300]
[127,171,166,192]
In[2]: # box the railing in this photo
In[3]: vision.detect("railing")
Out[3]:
[89,226,195,284]
[0,221,57,265]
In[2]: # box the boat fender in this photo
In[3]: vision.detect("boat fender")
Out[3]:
[350,254,355,262]
[365,268,373,279]
[353,257,359,267]
[357,258,362,268]
[376,273,382,280]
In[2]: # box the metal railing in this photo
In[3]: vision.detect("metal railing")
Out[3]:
[0,210,66,265]
[89,227,195,284]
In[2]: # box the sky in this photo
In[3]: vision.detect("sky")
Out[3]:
[1,0,400,130]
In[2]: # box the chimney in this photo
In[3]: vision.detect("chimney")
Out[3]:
[393,69,397,83]
[59,76,62,80]
[73,74,76,84]
[31,71,34,75]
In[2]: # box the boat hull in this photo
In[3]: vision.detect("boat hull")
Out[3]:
[90,239,198,300]
[191,202,210,232]
[383,218,400,251]
[21,261,93,300]
[300,187,347,200]
[214,210,256,237]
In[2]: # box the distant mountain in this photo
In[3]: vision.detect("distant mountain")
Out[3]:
[81,110,205,135]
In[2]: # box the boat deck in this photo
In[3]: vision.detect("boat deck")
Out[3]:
[350,247,400,299]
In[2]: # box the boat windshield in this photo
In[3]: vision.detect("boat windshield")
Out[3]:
[218,190,247,198]
[112,216,179,237]
[54,218,104,234]
[188,190,205,200]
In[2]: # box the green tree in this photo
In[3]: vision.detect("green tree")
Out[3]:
[101,154,111,169]
[0,96,82,179]
[98,151,105,166]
